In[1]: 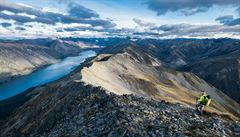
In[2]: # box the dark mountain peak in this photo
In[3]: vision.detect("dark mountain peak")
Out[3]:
[100,40,138,54]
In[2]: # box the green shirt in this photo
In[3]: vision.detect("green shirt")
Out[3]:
[198,95,210,106]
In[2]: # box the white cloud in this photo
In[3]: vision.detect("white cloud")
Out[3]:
[17,13,36,19]
[41,7,67,15]
[54,23,91,29]
[15,2,35,9]
[1,10,15,15]
[0,18,16,24]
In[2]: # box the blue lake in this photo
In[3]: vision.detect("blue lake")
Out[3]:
[0,50,96,101]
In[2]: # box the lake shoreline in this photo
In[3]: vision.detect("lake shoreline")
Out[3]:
[0,50,96,101]
[0,63,53,85]
[0,53,96,121]
[0,48,99,85]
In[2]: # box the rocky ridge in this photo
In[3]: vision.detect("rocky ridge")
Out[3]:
[1,82,239,137]
[36,87,240,137]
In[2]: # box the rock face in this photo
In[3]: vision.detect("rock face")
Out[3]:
[0,81,239,137]
[0,39,85,83]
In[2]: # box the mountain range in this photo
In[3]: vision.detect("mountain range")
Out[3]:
[0,38,239,136]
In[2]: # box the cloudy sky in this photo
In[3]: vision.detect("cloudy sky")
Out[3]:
[0,0,239,39]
